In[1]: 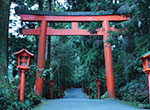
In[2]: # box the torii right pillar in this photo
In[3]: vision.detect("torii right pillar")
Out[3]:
[103,20,116,98]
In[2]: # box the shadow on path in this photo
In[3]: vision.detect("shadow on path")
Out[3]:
[32,88,145,110]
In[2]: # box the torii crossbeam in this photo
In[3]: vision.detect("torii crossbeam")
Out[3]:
[20,10,130,98]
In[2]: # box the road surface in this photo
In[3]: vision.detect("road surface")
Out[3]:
[33,88,145,110]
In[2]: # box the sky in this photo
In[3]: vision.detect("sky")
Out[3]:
[9,3,22,37]
[58,0,65,4]
[9,0,67,37]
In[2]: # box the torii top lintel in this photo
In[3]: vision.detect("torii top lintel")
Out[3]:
[20,10,130,22]
[20,10,130,36]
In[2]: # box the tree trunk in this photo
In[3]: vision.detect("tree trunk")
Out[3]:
[44,0,52,99]
[46,0,52,69]
[38,0,43,11]
[35,0,44,62]
[123,35,135,82]
[0,0,11,88]
[46,37,51,68]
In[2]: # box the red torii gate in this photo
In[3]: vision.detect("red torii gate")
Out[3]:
[20,10,130,98]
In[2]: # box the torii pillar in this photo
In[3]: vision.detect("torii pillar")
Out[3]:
[35,20,48,96]
[103,20,115,98]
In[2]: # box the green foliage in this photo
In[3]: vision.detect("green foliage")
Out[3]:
[0,88,41,110]
[89,81,98,99]
[101,92,108,99]
[66,0,150,109]
[117,77,149,109]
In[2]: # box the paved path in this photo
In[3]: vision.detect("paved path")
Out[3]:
[33,88,144,110]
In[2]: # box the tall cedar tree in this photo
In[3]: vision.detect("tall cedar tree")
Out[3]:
[0,0,11,88]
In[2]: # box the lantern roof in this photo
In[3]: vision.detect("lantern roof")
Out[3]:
[49,80,55,82]
[138,51,150,61]
[96,78,101,82]
[14,49,34,58]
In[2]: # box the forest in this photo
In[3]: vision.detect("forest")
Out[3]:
[0,0,150,109]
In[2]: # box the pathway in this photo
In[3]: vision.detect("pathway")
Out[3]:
[33,88,145,110]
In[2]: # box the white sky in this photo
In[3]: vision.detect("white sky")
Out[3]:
[9,0,66,38]
[58,0,65,4]
[57,0,67,7]
[9,3,23,37]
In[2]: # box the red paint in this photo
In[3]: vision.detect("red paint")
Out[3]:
[138,52,150,103]
[88,87,90,99]
[20,70,25,102]
[74,84,77,88]
[72,22,78,30]
[35,20,48,96]
[98,86,100,99]
[138,52,150,73]
[14,49,34,102]
[61,87,64,98]
[20,14,130,22]
[50,87,53,99]
[49,80,55,99]
[18,85,20,90]
[49,80,55,87]
[22,27,118,36]
[14,49,34,57]
[96,79,101,99]
[103,20,115,98]
[14,49,34,70]
[65,83,69,91]
[148,73,150,103]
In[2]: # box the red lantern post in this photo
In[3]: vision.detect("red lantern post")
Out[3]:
[49,80,55,99]
[96,78,101,99]
[65,83,69,91]
[88,87,90,99]
[61,87,64,98]
[14,49,34,102]
[74,84,77,88]
[138,51,150,103]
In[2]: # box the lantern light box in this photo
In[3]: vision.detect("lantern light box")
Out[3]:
[14,49,34,70]
[49,80,55,87]
[96,78,101,87]
[138,51,150,103]
[138,51,150,73]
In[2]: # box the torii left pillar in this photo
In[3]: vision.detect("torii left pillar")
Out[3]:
[35,20,48,96]
[103,20,115,98]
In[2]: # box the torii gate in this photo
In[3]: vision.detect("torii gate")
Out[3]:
[20,10,130,98]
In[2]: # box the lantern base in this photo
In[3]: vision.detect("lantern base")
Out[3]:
[17,66,30,72]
